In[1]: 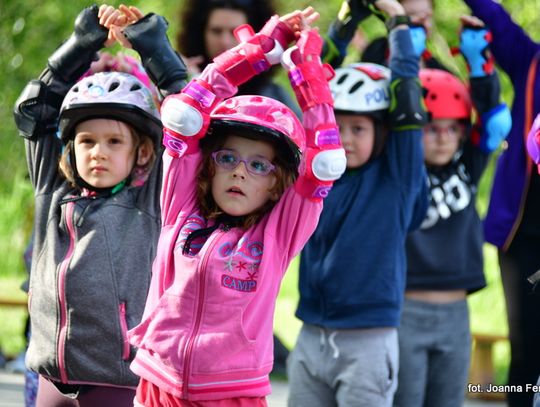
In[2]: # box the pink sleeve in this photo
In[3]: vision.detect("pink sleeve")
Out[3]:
[160,150,200,226]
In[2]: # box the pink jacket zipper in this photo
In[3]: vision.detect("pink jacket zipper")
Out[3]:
[182,229,225,396]
[119,303,130,360]
[57,201,76,383]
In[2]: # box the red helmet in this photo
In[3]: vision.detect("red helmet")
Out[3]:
[210,95,305,169]
[420,68,471,120]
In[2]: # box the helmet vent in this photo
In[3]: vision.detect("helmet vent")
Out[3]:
[336,73,349,84]
[109,81,120,92]
[130,83,142,91]
[350,80,365,94]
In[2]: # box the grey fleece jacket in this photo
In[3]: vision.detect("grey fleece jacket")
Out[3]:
[24,125,161,387]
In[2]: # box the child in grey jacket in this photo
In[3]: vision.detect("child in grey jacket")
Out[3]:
[13,4,186,406]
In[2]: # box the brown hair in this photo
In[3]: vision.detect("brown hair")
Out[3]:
[196,129,297,229]
[175,0,278,96]
[59,125,156,188]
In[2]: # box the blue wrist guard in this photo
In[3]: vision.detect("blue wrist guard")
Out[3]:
[480,103,512,152]
[460,26,494,78]
[409,25,427,59]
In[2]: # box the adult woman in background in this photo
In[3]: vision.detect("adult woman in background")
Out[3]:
[176,0,300,117]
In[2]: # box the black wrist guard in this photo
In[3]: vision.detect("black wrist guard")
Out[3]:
[385,15,411,32]
[47,5,108,83]
[123,13,188,95]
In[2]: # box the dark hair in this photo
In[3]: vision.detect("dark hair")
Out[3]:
[196,126,297,229]
[176,0,277,95]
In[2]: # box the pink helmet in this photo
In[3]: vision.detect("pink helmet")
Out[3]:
[210,95,305,169]
[420,68,471,120]
[59,71,161,145]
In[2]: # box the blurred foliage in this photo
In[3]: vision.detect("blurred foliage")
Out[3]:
[1,0,538,277]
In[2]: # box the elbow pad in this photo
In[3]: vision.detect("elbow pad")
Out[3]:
[161,80,217,156]
[389,77,428,130]
[13,79,64,140]
[296,126,346,200]
[480,103,512,153]
[311,148,347,181]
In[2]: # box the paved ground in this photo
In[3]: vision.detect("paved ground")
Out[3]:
[0,370,507,406]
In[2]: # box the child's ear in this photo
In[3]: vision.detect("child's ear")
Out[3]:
[136,140,153,167]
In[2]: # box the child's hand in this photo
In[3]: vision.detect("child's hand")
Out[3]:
[99,4,145,49]
[98,5,125,47]
[279,7,320,38]
[460,15,485,28]
[373,0,405,18]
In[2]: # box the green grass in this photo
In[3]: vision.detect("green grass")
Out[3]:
[0,275,28,357]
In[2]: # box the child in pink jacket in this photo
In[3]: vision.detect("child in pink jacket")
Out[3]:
[128,7,346,406]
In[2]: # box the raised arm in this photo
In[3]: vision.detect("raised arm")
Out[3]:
[282,27,347,200]
[119,6,188,97]
[14,5,108,142]
[322,0,372,67]
[159,12,298,158]
[459,16,511,153]
[13,6,109,192]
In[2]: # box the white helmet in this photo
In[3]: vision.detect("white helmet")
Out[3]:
[330,63,390,116]
[59,71,161,145]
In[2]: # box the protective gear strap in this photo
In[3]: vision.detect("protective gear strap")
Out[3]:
[13,79,65,139]
[213,18,293,87]
[123,13,187,96]
[213,41,269,86]
[288,62,335,111]
[460,26,494,78]
[385,15,411,32]
[47,5,108,83]
[388,77,428,130]
[479,103,512,153]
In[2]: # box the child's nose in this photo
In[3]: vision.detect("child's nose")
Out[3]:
[90,143,106,159]
[232,161,248,178]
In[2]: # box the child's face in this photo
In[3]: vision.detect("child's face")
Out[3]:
[211,135,277,217]
[73,119,151,189]
[422,118,465,166]
[337,113,375,169]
